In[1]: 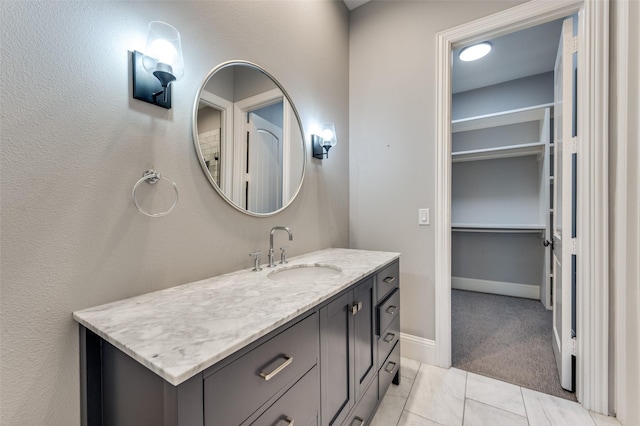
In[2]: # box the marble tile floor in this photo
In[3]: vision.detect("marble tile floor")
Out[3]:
[371,358,621,426]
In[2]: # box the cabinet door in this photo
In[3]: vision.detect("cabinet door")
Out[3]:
[320,292,354,426]
[353,277,376,400]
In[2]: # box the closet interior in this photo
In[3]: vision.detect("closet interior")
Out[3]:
[451,99,553,308]
[450,20,563,310]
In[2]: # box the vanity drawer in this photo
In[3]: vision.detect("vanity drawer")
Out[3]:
[249,365,319,426]
[377,288,399,335]
[376,261,399,303]
[204,313,319,426]
[377,315,400,370]
[341,374,378,426]
[378,342,400,399]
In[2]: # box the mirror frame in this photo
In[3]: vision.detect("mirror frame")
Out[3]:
[192,60,307,217]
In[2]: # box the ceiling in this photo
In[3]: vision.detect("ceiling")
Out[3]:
[452,19,564,93]
[344,1,564,95]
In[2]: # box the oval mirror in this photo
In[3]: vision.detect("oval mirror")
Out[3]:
[193,61,306,216]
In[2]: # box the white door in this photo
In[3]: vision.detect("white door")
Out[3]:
[246,112,283,214]
[552,16,577,392]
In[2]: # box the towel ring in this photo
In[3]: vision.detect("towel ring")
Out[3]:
[132,170,179,217]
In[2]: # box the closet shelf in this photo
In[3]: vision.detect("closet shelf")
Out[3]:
[452,223,546,234]
[452,103,554,133]
[452,142,545,163]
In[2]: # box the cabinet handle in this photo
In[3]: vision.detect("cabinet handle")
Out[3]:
[383,332,396,343]
[350,417,365,426]
[385,361,397,373]
[383,276,396,284]
[259,355,293,381]
[351,302,363,315]
[281,416,294,426]
[385,305,398,315]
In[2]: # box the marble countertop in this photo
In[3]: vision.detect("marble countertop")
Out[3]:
[73,248,400,386]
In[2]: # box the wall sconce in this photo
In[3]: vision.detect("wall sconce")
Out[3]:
[132,21,184,109]
[312,122,337,160]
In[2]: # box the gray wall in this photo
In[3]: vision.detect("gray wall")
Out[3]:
[349,0,525,340]
[452,232,544,285]
[452,156,542,225]
[0,1,349,424]
[451,72,554,120]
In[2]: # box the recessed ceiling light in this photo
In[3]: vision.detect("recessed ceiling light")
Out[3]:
[459,42,492,62]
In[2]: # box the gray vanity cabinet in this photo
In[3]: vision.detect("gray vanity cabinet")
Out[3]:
[320,290,354,426]
[320,275,388,426]
[376,262,401,396]
[319,275,378,426]
[79,257,400,426]
[353,277,377,400]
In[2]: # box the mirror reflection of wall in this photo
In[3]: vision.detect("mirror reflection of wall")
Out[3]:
[197,106,222,185]
[203,65,277,103]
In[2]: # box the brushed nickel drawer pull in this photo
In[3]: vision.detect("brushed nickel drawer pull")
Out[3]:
[383,276,396,284]
[383,332,396,343]
[385,305,398,315]
[259,355,293,381]
[385,361,397,373]
[350,417,364,426]
[283,416,294,426]
[351,304,359,315]
[351,302,363,315]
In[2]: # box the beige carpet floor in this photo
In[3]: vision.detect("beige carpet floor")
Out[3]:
[451,289,577,401]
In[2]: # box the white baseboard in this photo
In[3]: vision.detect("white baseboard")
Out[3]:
[400,333,436,365]
[452,276,540,300]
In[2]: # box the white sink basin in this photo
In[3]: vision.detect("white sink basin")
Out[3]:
[267,264,342,282]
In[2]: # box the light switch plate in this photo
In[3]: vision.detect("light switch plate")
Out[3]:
[418,208,430,225]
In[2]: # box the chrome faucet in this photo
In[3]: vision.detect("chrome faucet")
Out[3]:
[269,226,293,267]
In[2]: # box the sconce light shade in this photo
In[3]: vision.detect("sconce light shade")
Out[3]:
[313,122,337,160]
[132,21,184,109]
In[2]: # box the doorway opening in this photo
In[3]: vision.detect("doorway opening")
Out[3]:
[433,0,609,413]
[449,18,577,400]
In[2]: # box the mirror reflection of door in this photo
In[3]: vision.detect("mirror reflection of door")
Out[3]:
[197,105,222,186]
[246,104,284,213]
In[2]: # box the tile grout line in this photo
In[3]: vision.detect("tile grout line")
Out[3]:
[394,361,423,426]
[396,363,422,426]
[520,386,532,426]
[465,397,530,423]
[461,369,468,426]
[400,361,449,426]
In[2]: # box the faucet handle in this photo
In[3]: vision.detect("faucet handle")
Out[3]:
[279,246,289,264]
[249,251,263,272]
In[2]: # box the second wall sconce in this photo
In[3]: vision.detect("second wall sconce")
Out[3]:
[312,122,337,160]
[132,21,184,109]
